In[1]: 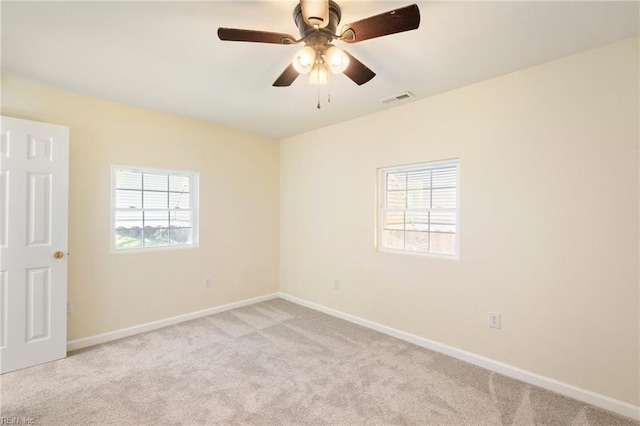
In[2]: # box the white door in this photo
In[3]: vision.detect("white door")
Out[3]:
[0,116,69,374]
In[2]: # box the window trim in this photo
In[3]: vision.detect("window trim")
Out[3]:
[376,158,460,259]
[110,165,199,253]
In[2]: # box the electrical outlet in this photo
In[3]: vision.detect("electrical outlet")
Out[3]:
[333,280,340,290]
[488,312,501,329]
[67,301,73,315]
[204,278,212,288]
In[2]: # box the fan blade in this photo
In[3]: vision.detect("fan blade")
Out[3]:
[342,51,375,86]
[218,28,296,45]
[340,4,420,43]
[273,63,299,87]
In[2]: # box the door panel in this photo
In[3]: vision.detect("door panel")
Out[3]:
[0,115,68,374]
[0,271,6,348]
[0,171,7,247]
[26,267,51,342]
[27,135,52,161]
[27,173,52,246]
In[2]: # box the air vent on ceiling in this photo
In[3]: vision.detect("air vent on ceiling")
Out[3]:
[382,91,414,104]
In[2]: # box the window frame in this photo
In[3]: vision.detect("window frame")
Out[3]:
[110,165,199,253]
[377,158,460,259]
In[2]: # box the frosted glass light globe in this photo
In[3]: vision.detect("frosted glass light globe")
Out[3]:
[292,46,316,74]
[308,62,329,85]
[325,46,349,74]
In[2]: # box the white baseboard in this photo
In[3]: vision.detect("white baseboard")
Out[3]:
[67,293,279,352]
[279,292,640,421]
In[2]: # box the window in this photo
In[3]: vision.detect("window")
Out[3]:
[378,159,459,257]
[111,166,198,251]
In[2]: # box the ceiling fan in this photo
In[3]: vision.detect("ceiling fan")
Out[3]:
[217,0,420,88]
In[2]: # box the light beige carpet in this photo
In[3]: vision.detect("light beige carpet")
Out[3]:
[0,298,636,425]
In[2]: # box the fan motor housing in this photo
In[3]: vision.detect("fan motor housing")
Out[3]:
[293,0,341,44]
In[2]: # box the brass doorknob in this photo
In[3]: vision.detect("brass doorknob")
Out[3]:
[53,251,65,259]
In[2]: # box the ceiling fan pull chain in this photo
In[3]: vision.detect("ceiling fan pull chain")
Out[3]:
[317,60,322,109]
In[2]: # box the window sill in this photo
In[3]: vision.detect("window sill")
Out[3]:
[111,244,199,254]
[377,247,459,261]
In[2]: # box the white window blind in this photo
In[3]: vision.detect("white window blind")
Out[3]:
[379,159,459,256]
[112,166,198,251]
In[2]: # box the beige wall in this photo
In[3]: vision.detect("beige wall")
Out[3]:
[1,78,280,341]
[280,38,640,405]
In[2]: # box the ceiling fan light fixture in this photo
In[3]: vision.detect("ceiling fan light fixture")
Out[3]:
[218,2,422,90]
[292,46,316,74]
[308,62,329,85]
[325,45,349,74]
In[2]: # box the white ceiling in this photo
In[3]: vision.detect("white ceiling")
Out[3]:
[2,1,638,139]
